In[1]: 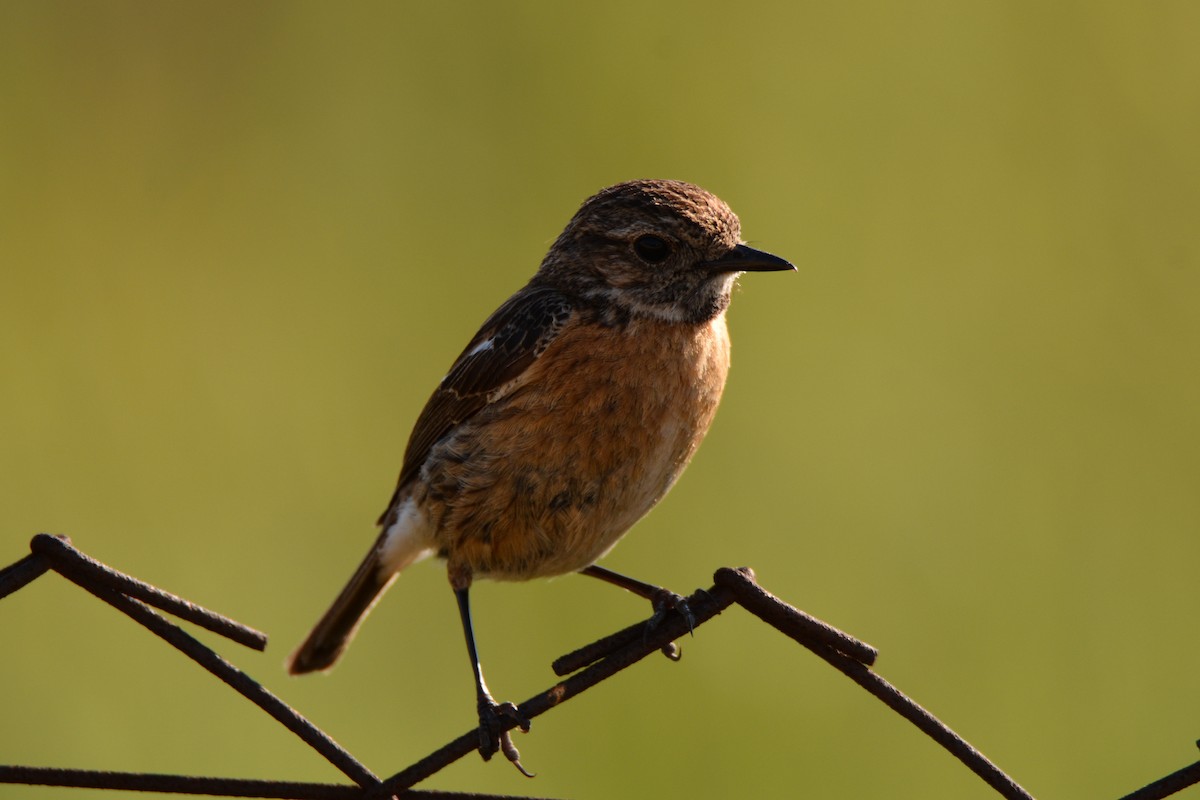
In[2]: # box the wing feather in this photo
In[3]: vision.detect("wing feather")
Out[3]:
[377,285,575,524]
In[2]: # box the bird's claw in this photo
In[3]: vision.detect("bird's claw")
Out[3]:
[646,587,696,632]
[644,587,697,660]
[477,698,534,777]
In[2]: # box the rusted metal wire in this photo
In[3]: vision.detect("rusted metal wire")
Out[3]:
[550,615,654,676]
[0,766,362,799]
[549,585,719,676]
[4,535,1199,800]
[0,765,557,800]
[52,570,375,786]
[0,550,49,599]
[372,582,737,797]
[712,566,1032,799]
[712,566,877,664]
[6,535,379,792]
[1117,752,1200,800]
[30,533,267,650]
[89,588,379,787]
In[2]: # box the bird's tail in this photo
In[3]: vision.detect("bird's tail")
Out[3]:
[287,511,431,675]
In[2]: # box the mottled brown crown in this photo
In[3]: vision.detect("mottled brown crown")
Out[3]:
[535,180,747,324]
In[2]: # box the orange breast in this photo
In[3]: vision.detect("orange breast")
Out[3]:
[423,314,731,580]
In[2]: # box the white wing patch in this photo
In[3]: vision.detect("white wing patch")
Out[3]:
[466,337,496,357]
[440,337,497,385]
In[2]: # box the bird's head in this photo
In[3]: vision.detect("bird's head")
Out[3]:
[537,179,793,324]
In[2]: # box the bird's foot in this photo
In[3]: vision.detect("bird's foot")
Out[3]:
[477,696,534,777]
[645,587,700,660]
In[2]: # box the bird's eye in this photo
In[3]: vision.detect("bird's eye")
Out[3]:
[633,234,671,264]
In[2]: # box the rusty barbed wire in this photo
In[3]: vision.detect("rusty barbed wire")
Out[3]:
[3,534,1199,800]
[1117,750,1200,800]
[29,533,268,650]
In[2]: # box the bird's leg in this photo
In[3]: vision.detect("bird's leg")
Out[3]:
[578,564,694,659]
[452,580,533,776]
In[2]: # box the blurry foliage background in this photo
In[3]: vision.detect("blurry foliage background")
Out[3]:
[2,2,1199,799]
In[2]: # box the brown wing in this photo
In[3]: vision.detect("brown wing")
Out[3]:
[376,284,575,525]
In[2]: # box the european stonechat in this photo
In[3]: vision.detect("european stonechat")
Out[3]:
[287,179,793,768]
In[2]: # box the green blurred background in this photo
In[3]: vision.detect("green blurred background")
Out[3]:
[2,2,1198,798]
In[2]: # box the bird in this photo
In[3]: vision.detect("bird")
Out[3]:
[287,179,793,771]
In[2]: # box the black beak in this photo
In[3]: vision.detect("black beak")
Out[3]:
[704,243,795,274]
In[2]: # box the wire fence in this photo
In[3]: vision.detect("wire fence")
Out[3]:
[1,533,1197,800]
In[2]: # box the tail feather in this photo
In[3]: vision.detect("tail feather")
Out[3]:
[287,547,395,675]
[289,497,433,675]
